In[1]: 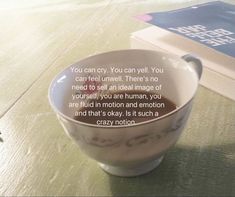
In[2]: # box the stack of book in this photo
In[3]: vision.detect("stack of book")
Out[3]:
[131,1,235,101]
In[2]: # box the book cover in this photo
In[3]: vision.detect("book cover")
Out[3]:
[132,1,235,100]
[136,1,235,59]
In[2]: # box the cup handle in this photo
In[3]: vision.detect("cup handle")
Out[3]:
[182,54,203,80]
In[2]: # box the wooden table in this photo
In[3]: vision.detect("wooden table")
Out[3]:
[0,0,234,196]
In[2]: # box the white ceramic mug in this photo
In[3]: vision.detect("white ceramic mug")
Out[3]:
[48,49,202,177]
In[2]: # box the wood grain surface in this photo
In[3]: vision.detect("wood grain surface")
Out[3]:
[0,0,234,196]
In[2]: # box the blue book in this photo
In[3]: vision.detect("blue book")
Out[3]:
[136,1,235,58]
[132,1,235,100]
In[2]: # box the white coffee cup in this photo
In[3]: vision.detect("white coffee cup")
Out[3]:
[48,49,202,177]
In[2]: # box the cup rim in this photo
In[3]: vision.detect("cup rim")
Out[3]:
[48,49,199,128]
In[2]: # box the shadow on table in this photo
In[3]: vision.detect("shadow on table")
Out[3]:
[107,143,235,196]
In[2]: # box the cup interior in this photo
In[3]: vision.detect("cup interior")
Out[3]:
[48,50,198,122]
